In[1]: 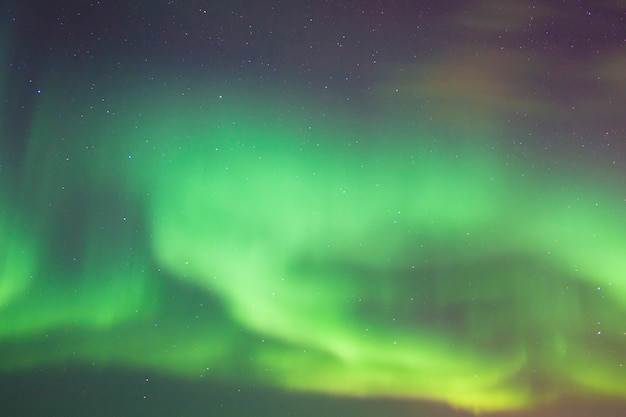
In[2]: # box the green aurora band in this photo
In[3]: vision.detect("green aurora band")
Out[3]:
[2,76,626,414]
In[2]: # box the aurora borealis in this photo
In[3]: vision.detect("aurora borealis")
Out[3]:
[2,2,626,416]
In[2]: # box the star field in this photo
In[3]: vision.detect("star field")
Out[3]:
[1,1,626,416]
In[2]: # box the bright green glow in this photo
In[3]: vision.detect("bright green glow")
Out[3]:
[0,209,157,338]
[0,207,36,309]
[2,77,626,414]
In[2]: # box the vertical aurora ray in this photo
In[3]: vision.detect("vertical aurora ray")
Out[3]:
[0,206,36,311]
[1,73,626,414]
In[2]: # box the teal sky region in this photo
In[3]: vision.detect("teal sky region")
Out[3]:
[2,2,626,417]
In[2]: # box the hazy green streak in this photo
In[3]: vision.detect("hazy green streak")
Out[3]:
[2,76,626,413]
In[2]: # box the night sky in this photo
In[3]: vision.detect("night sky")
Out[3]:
[1,1,626,416]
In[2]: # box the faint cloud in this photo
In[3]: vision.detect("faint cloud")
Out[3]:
[376,48,556,128]
[596,52,626,94]
[457,1,554,33]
